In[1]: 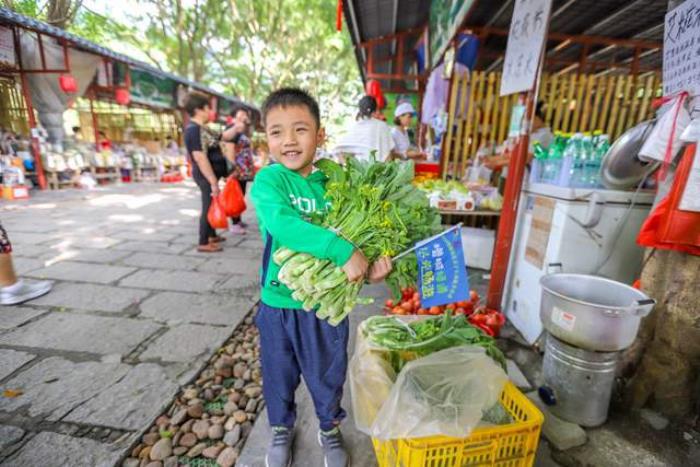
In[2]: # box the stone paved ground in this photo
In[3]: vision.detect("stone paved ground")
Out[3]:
[0,182,260,467]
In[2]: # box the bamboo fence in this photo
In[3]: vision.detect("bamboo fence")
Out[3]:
[442,71,662,179]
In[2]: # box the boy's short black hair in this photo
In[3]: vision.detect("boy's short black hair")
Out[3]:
[184,91,210,117]
[262,88,320,129]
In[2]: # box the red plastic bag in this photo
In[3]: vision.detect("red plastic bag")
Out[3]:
[207,195,228,229]
[637,143,700,256]
[222,176,246,217]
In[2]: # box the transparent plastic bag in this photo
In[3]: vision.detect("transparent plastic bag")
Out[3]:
[639,95,690,163]
[349,326,397,435]
[351,340,507,440]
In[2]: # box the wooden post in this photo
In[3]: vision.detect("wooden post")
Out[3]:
[90,96,100,151]
[486,92,534,309]
[631,47,641,77]
[14,28,47,190]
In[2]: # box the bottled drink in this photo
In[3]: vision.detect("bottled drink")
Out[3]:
[580,134,595,187]
[560,133,582,187]
[543,132,566,185]
[588,134,610,188]
[530,140,548,184]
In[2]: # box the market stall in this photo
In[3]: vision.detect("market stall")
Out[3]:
[337,1,683,463]
[0,7,257,196]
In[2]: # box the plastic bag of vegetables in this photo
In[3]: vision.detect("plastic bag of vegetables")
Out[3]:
[360,312,506,373]
[353,345,507,440]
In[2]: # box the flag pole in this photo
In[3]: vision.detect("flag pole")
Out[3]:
[391,223,463,262]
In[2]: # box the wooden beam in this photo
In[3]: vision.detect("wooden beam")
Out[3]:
[478,50,659,73]
[469,26,661,50]
[366,72,426,81]
[359,27,423,48]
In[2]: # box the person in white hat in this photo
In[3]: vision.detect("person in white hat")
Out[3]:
[391,102,426,160]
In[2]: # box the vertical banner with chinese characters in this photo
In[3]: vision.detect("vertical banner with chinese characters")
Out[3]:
[663,0,700,97]
[416,225,470,308]
[500,0,553,96]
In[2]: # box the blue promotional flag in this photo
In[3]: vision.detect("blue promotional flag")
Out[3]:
[415,225,470,308]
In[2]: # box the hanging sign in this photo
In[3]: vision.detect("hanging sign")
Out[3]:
[500,0,553,96]
[663,0,700,97]
[0,26,15,67]
[130,69,177,108]
[415,225,470,308]
[429,0,477,69]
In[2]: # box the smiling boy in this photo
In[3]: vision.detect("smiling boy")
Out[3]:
[251,88,392,467]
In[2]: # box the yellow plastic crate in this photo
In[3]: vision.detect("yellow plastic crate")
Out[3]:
[372,382,543,467]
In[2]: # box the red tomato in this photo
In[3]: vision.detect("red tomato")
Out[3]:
[401,301,414,313]
[455,307,466,315]
[463,302,474,315]
[445,303,456,310]
[486,314,501,327]
[473,322,495,336]
[385,299,394,309]
[412,292,421,301]
[392,306,404,315]
[456,300,470,308]
[417,308,428,315]
[470,290,480,303]
[469,313,488,324]
[429,306,442,315]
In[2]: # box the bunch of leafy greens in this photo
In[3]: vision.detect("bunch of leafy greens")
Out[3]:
[273,157,441,326]
[361,312,506,373]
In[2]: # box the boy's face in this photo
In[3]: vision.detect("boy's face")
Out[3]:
[265,105,321,176]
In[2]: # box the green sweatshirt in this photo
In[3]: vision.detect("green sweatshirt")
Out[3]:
[250,163,355,309]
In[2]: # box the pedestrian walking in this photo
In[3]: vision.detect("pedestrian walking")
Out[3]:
[0,222,52,305]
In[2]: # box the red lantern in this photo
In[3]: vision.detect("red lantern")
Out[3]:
[114,87,130,105]
[365,79,386,109]
[59,74,78,93]
[365,79,380,96]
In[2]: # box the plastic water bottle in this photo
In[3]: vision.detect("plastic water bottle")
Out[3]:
[580,134,595,187]
[543,132,566,185]
[554,135,576,186]
[530,140,548,184]
[587,134,610,188]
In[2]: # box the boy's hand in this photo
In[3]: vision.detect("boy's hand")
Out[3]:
[342,250,369,282]
[368,256,393,283]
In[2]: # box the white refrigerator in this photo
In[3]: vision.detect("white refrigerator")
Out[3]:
[503,183,655,344]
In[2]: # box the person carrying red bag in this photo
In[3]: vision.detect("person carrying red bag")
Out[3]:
[183,92,246,253]
[223,105,255,235]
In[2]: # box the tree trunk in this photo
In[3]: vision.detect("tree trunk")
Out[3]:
[46,0,79,30]
[624,249,700,417]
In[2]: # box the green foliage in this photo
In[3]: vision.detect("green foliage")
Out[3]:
[8,0,362,125]
[275,159,441,326]
[362,313,507,373]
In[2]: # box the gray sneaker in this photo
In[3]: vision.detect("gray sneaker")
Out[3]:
[318,427,349,467]
[265,426,294,467]
[0,280,52,305]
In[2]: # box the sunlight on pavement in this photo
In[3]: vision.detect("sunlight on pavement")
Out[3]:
[88,194,166,209]
[109,214,144,223]
[178,209,199,217]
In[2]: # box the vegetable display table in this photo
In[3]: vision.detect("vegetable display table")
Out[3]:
[439,209,501,230]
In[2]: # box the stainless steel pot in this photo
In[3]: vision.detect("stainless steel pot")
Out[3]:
[540,274,655,351]
[541,334,619,427]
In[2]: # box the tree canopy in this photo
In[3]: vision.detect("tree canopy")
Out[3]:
[5,0,363,130]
